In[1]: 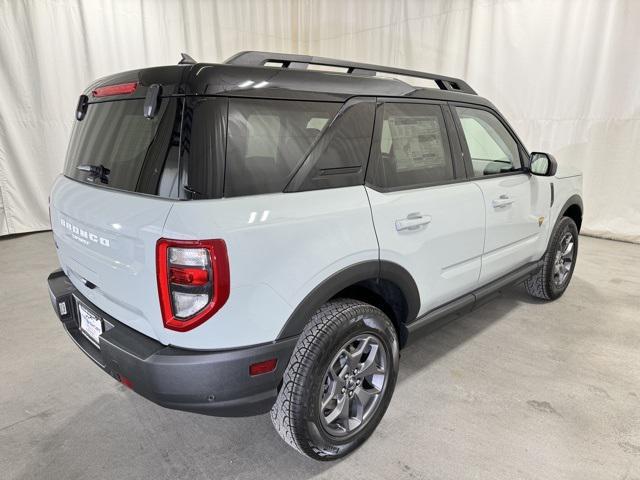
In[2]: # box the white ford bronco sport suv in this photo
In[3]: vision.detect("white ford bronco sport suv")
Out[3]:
[48,51,583,460]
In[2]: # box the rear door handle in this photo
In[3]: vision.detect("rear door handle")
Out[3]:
[492,194,514,208]
[395,213,432,231]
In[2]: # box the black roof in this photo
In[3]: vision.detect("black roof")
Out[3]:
[83,51,494,108]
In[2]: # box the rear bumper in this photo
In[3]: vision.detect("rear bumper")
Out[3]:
[47,269,296,417]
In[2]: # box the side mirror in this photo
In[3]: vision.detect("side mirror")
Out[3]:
[529,152,558,177]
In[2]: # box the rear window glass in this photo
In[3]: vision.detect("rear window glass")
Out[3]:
[64,99,181,197]
[224,99,340,197]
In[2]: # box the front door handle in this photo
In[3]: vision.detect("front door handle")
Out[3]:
[395,213,432,231]
[492,194,514,208]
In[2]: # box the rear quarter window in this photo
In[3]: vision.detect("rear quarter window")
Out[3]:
[224,99,340,197]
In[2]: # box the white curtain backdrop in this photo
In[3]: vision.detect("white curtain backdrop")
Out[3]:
[0,0,638,242]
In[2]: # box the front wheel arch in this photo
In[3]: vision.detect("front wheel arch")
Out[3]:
[525,215,579,300]
[557,194,583,232]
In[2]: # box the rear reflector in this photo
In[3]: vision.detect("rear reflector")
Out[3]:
[249,358,277,376]
[92,82,138,98]
[119,374,134,389]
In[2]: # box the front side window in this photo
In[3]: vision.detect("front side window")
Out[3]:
[455,107,521,177]
[368,103,454,189]
[225,99,339,197]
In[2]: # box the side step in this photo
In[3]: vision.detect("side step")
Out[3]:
[406,259,543,334]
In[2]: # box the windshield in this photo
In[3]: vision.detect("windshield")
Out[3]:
[64,98,182,198]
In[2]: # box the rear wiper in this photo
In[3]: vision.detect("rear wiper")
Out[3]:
[183,184,203,198]
[77,164,110,184]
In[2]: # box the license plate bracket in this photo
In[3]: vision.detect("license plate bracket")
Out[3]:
[75,297,104,348]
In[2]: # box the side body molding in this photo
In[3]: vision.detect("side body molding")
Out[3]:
[276,260,420,340]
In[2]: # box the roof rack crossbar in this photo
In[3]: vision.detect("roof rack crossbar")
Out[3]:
[224,51,476,95]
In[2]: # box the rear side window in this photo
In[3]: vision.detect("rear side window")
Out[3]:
[224,99,340,197]
[64,99,181,197]
[367,103,454,190]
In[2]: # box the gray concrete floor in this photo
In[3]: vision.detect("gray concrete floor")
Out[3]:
[1,232,639,480]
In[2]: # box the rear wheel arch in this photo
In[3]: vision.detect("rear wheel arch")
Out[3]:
[277,261,420,346]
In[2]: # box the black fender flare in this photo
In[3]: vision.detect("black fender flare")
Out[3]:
[555,194,583,229]
[276,260,420,339]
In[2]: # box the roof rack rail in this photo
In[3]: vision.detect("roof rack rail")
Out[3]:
[224,51,476,95]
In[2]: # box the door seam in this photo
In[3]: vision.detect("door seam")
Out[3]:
[473,181,487,283]
[363,185,381,279]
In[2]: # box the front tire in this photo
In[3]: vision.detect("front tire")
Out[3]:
[525,216,579,300]
[271,299,400,461]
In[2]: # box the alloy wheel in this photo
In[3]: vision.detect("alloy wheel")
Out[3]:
[553,231,575,287]
[319,334,388,437]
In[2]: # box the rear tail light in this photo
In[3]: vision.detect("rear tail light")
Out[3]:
[92,82,138,98]
[156,239,230,332]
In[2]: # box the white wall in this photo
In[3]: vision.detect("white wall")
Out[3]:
[1,0,638,242]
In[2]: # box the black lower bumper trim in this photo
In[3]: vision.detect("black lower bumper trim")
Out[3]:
[47,269,297,417]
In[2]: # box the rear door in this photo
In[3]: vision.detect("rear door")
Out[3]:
[451,104,551,284]
[51,94,183,343]
[366,99,485,316]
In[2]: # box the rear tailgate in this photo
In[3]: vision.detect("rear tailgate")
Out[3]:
[51,176,173,342]
[50,67,190,343]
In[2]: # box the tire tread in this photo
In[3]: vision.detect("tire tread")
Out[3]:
[525,216,577,300]
[271,299,382,458]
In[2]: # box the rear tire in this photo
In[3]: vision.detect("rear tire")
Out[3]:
[525,216,579,300]
[271,299,399,461]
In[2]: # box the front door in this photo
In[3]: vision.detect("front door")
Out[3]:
[451,104,551,284]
